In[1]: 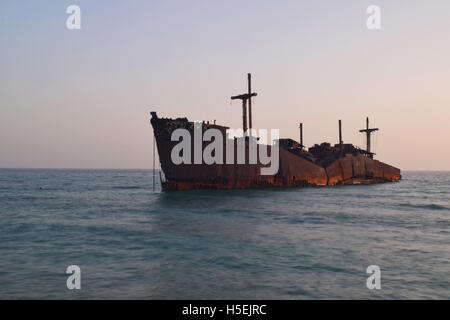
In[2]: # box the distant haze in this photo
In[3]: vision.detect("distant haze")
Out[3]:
[1,1,449,170]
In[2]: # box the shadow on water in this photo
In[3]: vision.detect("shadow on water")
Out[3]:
[153,181,395,201]
[153,185,316,208]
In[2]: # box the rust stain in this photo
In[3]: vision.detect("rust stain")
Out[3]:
[151,113,401,191]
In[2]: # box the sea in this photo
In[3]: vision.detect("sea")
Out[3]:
[0,169,448,299]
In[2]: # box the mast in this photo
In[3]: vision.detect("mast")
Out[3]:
[359,117,378,159]
[242,99,248,133]
[299,122,304,149]
[231,73,257,135]
[338,119,343,154]
[248,73,253,131]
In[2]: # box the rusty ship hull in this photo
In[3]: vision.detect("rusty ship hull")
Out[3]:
[150,113,401,191]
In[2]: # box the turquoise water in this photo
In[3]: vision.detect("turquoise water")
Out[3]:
[0,169,449,299]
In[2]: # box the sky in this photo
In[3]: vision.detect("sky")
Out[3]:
[1,0,449,170]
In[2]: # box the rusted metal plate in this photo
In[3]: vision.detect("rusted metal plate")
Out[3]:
[151,114,401,191]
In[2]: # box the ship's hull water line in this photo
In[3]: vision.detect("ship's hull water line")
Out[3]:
[151,115,401,191]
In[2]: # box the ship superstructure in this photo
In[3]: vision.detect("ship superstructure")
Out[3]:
[150,74,400,191]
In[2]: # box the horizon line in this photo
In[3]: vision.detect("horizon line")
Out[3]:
[0,167,449,172]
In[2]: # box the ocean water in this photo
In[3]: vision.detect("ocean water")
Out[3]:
[0,169,449,299]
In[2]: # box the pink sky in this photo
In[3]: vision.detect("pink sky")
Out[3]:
[1,1,449,170]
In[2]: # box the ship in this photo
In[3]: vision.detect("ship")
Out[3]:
[150,74,401,191]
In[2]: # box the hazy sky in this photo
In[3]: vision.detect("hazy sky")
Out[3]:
[1,0,449,170]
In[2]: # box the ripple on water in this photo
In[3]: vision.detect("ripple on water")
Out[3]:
[0,169,449,299]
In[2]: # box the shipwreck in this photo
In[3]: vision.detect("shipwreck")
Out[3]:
[150,74,401,191]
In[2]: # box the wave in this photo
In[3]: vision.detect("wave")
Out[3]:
[112,186,142,190]
[398,202,449,211]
